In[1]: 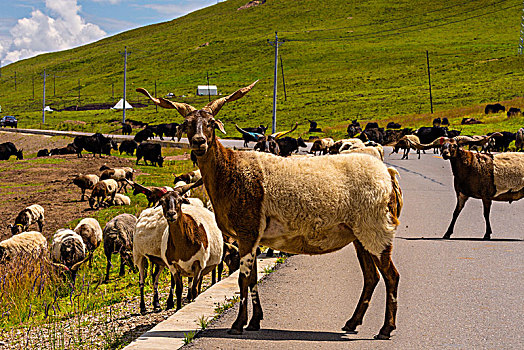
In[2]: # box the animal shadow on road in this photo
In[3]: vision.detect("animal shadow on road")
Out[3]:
[197,328,374,342]
[397,236,523,242]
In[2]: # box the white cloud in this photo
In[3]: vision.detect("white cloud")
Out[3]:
[1,0,106,64]
[91,0,121,4]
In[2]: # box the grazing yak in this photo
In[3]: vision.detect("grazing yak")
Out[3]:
[73,133,116,158]
[0,142,23,160]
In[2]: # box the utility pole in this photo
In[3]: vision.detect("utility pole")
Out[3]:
[206,72,211,102]
[154,80,158,113]
[268,32,284,133]
[519,1,524,54]
[426,50,433,114]
[42,69,50,124]
[280,55,287,101]
[120,46,131,123]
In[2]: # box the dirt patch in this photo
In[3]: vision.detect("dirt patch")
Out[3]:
[164,153,191,161]
[0,133,136,241]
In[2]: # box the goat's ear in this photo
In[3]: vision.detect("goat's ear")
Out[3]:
[213,119,226,134]
[176,121,187,141]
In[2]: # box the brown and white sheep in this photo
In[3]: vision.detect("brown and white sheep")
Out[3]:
[0,231,48,262]
[103,214,137,283]
[173,169,201,185]
[89,179,118,209]
[74,218,103,267]
[8,204,45,235]
[72,174,99,201]
[138,81,403,339]
[100,166,134,192]
[159,183,224,309]
[442,140,524,239]
[310,138,334,155]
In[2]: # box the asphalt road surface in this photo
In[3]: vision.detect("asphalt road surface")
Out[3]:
[184,147,523,350]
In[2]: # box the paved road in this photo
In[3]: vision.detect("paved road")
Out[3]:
[184,148,524,349]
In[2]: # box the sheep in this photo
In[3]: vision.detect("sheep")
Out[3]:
[110,193,131,206]
[0,231,48,262]
[442,140,524,239]
[72,174,99,201]
[338,138,366,153]
[8,204,45,235]
[99,165,134,192]
[138,80,403,339]
[103,214,137,283]
[173,169,201,185]
[89,179,118,209]
[51,229,89,283]
[328,138,364,154]
[158,183,224,309]
[341,145,384,161]
[310,138,334,155]
[74,218,103,267]
[133,205,175,314]
[515,128,524,152]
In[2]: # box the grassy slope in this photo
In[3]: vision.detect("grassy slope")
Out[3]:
[0,0,524,138]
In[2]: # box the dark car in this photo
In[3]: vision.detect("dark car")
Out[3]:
[0,116,17,128]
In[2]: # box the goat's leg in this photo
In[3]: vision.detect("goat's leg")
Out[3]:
[81,189,85,201]
[217,261,224,282]
[152,264,161,310]
[189,265,202,301]
[166,273,175,310]
[175,272,183,310]
[371,245,399,340]
[211,267,216,285]
[229,243,257,335]
[343,240,380,333]
[482,198,493,240]
[138,258,148,314]
[37,219,44,232]
[246,256,264,331]
[103,253,112,283]
[443,192,469,239]
[119,254,126,276]
[417,149,421,159]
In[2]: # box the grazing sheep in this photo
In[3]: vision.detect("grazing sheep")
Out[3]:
[8,204,45,235]
[72,174,99,201]
[0,231,47,262]
[442,140,524,239]
[110,193,131,206]
[138,81,403,339]
[74,218,103,267]
[103,214,137,283]
[89,179,118,209]
[173,169,201,185]
[134,206,175,314]
[310,138,334,155]
[390,135,424,159]
[100,166,134,192]
[51,229,88,283]
[159,184,224,309]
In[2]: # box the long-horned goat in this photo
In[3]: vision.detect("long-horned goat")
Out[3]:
[0,231,48,262]
[51,229,90,283]
[8,204,45,235]
[128,180,173,207]
[159,182,224,309]
[72,174,99,201]
[442,140,524,239]
[133,205,175,314]
[74,218,103,267]
[103,213,137,283]
[137,81,403,339]
[89,179,118,209]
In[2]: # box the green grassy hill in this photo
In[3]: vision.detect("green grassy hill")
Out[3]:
[1,0,524,138]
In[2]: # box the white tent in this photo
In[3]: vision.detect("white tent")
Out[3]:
[43,106,53,112]
[197,85,218,96]
[112,99,133,110]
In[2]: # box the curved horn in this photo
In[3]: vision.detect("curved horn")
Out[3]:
[71,252,93,271]
[51,262,70,271]
[203,80,258,116]
[136,88,196,117]
[271,122,299,139]
[175,178,204,195]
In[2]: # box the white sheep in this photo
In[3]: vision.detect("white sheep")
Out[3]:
[0,231,48,262]
[8,204,45,235]
[74,218,103,267]
[139,80,403,339]
[51,229,88,283]
[338,138,366,153]
[133,205,174,314]
[100,166,135,192]
[110,193,131,206]
[340,145,384,161]
[159,185,224,309]
[103,213,137,283]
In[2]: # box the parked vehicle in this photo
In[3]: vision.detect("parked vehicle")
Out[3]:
[0,116,17,128]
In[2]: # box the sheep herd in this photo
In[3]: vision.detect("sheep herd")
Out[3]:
[1,161,240,316]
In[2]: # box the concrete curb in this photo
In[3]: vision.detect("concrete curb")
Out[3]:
[124,256,278,350]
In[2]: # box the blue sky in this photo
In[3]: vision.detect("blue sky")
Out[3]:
[0,0,219,65]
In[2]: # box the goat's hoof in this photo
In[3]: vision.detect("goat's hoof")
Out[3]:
[442,233,451,239]
[166,301,174,310]
[482,235,491,240]
[342,324,358,333]
[245,324,260,331]
[227,328,243,335]
[140,308,147,315]
[374,333,390,340]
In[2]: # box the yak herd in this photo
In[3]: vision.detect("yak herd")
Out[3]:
[1,85,524,341]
